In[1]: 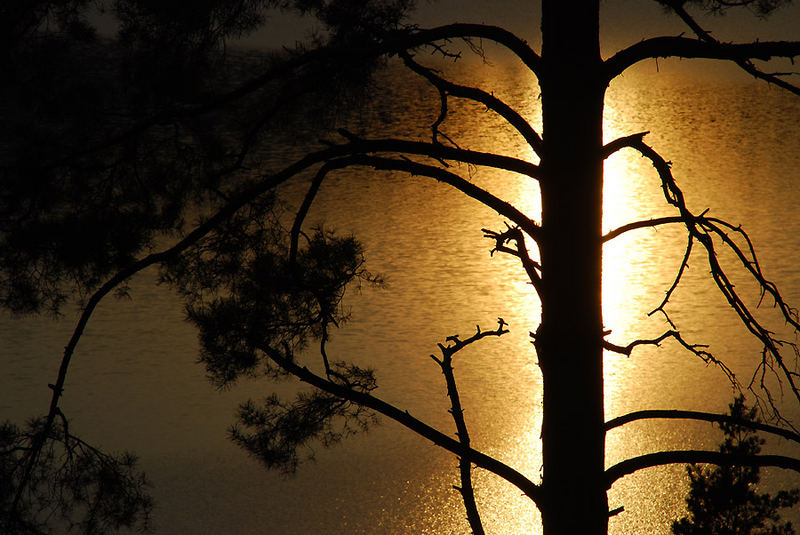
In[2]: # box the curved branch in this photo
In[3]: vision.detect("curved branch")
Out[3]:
[330,135,541,180]
[431,85,454,148]
[391,24,542,77]
[605,409,800,443]
[601,216,684,242]
[259,344,544,507]
[604,37,800,84]
[603,329,694,356]
[328,153,540,241]
[660,0,800,95]
[290,165,329,264]
[601,131,650,160]
[482,225,542,292]
[401,52,543,156]
[648,233,694,327]
[703,217,800,334]
[606,450,800,488]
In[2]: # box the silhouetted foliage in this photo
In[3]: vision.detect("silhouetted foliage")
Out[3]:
[0,418,152,535]
[673,396,800,535]
[173,222,381,386]
[230,361,379,473]
[1,1,399,532]
[0,0,402,316]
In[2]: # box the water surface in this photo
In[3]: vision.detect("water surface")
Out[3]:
[3,58,800,534]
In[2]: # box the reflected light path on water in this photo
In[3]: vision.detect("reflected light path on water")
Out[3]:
[600,68,800,533]
[485,59,800,533]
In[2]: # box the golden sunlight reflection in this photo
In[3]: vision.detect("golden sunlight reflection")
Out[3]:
[599,71,800,533]
[482,67,800,534]
[601,79,701,533]
[436,64,715,534]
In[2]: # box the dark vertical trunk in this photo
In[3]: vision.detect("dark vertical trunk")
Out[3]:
[536,1,608,533]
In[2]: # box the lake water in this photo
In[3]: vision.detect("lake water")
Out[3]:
[3,56,800,534]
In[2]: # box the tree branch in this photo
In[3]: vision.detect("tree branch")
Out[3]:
[327,153,541,241]
[257,343,544,507]
[482,224,542,292]
[601,131,650,160]
[601,216,685,243]
[616,133,800,424]
[290,165,329,265]
[431,319,509,535]
[702,217,800,334]
[605,409,800,443]
[606,450,800,489]
[602,329,737,382]
[401,52,543,156]
[390,24,542,77]
[648,233,694,328]
[660,0,800,95]
[329,135,542,181]
[604,37,800,85]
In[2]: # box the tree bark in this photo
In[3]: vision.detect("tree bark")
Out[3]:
[535,1,608,533]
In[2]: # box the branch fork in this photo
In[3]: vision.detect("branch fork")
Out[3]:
[482,223,542,290]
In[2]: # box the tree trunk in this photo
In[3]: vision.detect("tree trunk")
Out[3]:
[535,1,608,533]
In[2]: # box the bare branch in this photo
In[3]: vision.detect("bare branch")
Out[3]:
[401,52,544,156]
[432,86,453,149]
[601,131,650,160]
[605,409,800,443]
[602,329,737,382]
[432,319,509,535]
[703,217,800,333]
[661,0,800,95]
[257,342,544,507]
[601,216,685,242]
[435,318,510,357]
[329,154,541,241]
[606,450,800,489]
[482,225,542,291]
[290,165,329,265]
[616,133,800,423]
[393,24,542,77]
[602,329,688,355]
[604,37,800,87]
[330,135,541,181]
[648,233,694,327]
